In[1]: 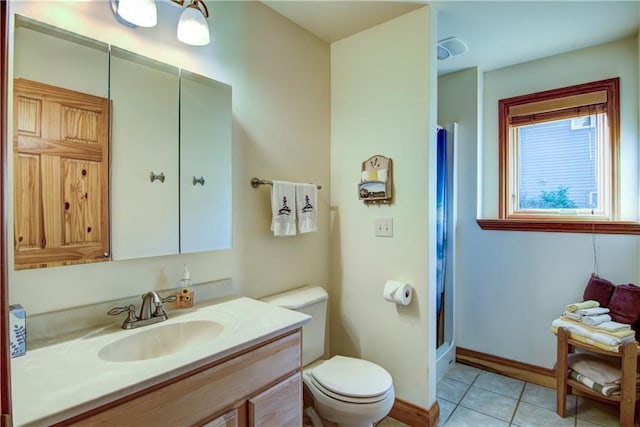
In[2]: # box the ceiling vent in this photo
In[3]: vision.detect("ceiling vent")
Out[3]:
[437,37,468,60]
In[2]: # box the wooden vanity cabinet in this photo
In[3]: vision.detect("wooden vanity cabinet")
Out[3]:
[61,330,303,427]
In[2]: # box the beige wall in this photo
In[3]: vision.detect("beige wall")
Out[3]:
[330,6,435,408]
[8,1,330,314]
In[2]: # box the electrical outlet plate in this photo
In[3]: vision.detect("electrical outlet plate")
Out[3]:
[375,218,393,237]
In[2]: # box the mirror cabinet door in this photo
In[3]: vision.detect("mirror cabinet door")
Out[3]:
[110,47,180,260]
[179,71,232,253]
[14,18,108,99]
[13,17,110,269]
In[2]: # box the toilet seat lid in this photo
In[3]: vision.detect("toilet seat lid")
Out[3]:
[310,356,393,398]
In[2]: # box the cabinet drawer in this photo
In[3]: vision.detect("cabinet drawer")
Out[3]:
[69,331,301,426]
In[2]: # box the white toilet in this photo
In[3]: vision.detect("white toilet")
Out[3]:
[262,286,395,427]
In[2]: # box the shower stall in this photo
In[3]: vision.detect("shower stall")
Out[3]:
[436,122,457,383]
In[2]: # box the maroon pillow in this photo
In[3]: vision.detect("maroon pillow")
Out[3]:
[583,274,614,308]
[609,284,640,325]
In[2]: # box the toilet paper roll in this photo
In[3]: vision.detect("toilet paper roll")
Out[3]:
[383,280,413,306]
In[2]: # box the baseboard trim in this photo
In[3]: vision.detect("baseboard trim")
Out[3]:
[456,347,556,389]
[389,398,439,427]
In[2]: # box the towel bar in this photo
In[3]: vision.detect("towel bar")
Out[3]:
[250,177,321,190]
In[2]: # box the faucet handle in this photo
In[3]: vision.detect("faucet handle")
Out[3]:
[152,295,177,317]
[108,304,138,323]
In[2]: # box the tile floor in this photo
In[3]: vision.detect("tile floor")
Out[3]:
[435,363,625,426]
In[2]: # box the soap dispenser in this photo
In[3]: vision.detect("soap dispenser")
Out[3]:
[176,265,194,308]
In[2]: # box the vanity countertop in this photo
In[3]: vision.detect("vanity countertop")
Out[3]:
[10,296,310,426]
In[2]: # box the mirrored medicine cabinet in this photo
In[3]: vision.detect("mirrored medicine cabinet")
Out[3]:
[12,15,232,270]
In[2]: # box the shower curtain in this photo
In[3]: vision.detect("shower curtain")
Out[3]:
[436,128,448,318]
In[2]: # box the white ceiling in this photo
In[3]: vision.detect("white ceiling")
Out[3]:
[261,1,640,76]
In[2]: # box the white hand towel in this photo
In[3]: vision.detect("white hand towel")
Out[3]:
[562,311,583,321]
[271,180,297,236]
[581,314,612,326]
[296,183,317,234]
[575,307,610,316]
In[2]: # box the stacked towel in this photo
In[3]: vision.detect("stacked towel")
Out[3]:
[581,314,612,326]
[558,316,633,338]
[583,274,615,308]
[568,353,631,384]
[551,325,625,353]
[563,302,614,327]
[565,300,599,313]
[567,353,640,397]
[551,318,636,350]
[575,307,609,316]
[596,321,631,332]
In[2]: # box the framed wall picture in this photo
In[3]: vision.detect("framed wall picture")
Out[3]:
[358,155,392,205]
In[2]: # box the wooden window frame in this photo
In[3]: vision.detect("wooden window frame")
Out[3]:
[478,77,640,235]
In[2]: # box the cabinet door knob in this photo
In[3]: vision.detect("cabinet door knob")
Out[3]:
[150,172,165,183]
[193,176,205,186]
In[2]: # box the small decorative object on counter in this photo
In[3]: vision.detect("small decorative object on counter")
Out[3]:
[176,265,194,308]
[10,304,26,358]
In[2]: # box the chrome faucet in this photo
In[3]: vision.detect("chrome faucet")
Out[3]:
[108,292,177,329]
[140,291,164,320]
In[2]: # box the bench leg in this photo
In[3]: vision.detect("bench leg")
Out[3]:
[556,328,570,418]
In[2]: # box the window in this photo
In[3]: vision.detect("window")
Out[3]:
[498,78,620,223]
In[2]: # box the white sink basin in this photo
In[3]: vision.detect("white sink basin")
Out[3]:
[98,320,225,362]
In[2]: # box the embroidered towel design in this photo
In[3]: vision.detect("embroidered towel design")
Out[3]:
[296,183,318,233]
[271,181,297,236]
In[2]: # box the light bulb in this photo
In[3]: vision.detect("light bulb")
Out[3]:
[177,3,210,46]
[116,0,157,28]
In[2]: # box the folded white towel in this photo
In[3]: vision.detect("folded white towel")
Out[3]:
[551,318,636,347]
[581,314,612,326]
[595,321,632,332]
[271,180,297,236]
[576,307,610,316]
[296,183,317,234]
[562,311,582,321]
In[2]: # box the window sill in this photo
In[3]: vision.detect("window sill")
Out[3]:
[477,219,640,235]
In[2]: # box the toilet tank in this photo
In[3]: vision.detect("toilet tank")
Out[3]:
[262,286,328,366]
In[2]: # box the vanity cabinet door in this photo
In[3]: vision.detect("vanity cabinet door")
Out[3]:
[248,373,302,426]
[110,48,179,260]
[179,72,232,253]
[201,408,240,427]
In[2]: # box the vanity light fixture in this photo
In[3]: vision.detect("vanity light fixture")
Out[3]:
[110,0,158,28]
[175,0,211,46]
[110,0,211,46]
